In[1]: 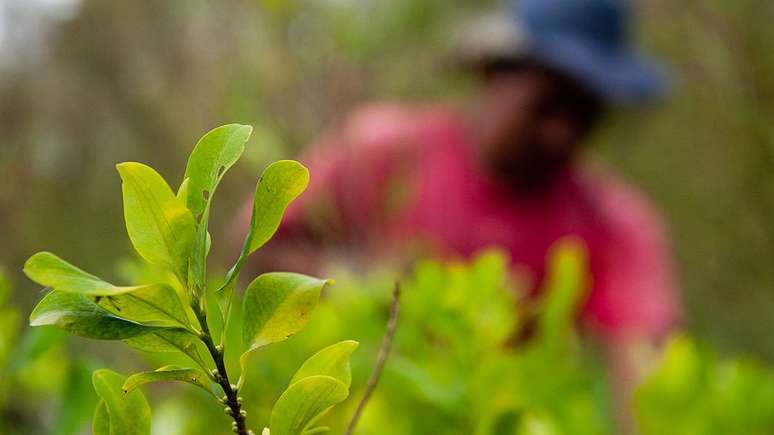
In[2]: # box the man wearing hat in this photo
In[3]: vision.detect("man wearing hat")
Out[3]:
[256,0,680,431]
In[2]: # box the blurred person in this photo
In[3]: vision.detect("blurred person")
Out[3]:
[247,0,679,432]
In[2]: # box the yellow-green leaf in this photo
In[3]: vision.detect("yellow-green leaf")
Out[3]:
[93,401,110,435]
[125,329,206,368]
[184,124,252,291]
[218,160,310,296]
[92,369,151,435]
[270,375,348,435]
[290,341,359,388]
[537,238,590,345]
[23,252,159,296]
[29,291,153,340]
[123,365,213,396]
[242,272,328,350]
[176,177,191,204]
[183,124,252,218]
[116,162,196,281]
[97,284,190,328]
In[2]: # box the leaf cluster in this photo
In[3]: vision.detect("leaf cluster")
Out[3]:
[24,125,356,435]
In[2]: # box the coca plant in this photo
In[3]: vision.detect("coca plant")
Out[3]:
[24,124,357,435]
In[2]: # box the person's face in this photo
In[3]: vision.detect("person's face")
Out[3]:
[473,68,593,191]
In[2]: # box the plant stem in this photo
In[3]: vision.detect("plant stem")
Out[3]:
[195,307,250,435]
[344,283,401,435]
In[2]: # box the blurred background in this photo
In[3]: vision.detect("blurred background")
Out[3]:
[2,0,774,433]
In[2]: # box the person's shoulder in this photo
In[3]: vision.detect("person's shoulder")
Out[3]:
[573,162,667,236]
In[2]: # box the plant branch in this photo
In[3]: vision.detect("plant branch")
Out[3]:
[344,283,401,435]
[195,307,250,435]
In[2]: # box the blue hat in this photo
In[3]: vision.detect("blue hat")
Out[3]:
[456,0,669,105]
[517,0,668,104]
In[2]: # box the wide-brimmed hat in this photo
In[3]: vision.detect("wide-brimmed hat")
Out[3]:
[455,0,669,105]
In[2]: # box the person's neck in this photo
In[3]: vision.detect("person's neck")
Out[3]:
[463,119,569,197]
[492,160,571,197]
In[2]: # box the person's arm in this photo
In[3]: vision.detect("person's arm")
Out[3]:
[583,178,681,434]
[237,103,421,275]
[604,334,661,434]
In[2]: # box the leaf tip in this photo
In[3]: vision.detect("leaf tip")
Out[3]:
[115,161,149,179]
[22,251,49,277]
[239,123,254,135]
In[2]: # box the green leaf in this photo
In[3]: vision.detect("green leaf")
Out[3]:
[537,238,590,345]
[184,124,252,291]
[116,162,196,281]
[123,365,213,396]
[125,329,207,368]
[23,252,160,296]
[176,177,190,203]
[92,369,151,435]
[238,273,328,389]
[188,206,211,295]
[54,360,100,435]
[29,291,153,340]
[242,272,327,350]
[24,251,191,329]
[218,160,310,296]
[97,284,190,328]
[290,341,359,388]
[183,124,252,218]
[269,376,349,435]
[93,401,110,435]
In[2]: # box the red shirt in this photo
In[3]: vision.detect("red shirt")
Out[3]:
[285,103,680,339]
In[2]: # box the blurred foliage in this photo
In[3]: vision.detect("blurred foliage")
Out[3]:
[0,268,100,434]
[105,239,613,435]
[6,243,774,433]
[637,335,774,435]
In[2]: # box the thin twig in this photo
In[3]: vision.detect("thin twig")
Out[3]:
[194,306,250,435]
[344,283,401,435]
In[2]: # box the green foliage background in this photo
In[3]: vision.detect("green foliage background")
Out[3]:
[1,0,774,433]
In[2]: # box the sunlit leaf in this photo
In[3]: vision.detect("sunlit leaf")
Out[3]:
[97,284,190,328]
[176,177,190,203]
[93,401,110,435]
[23,252,160,296]
[183,124,252,218]
[25,251,191,329]
[125,329,206,368]
[92,369,151,435]
[123,365,213,396]
[290,340,358,388]
[269,376,348,435]
[54,360,100,435]
[242,272,327,350]
[29,291,153,340]
[537,238,589,345]
[116,162,196,281]
[218,160,310,298]
[184,124,252,291]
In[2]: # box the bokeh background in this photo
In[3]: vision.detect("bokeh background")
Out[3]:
[2,0,774,432]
